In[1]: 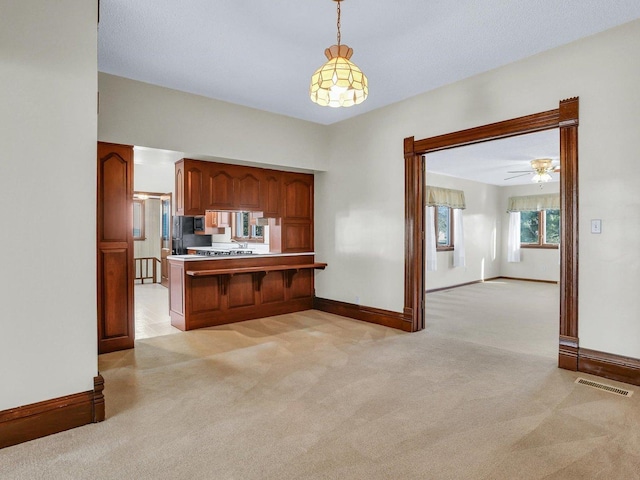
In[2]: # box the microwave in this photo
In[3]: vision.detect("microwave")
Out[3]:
[193,216,205,232]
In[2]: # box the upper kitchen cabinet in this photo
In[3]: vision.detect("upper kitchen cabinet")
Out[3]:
[281,172,314,253]
[234,171,261,211]
[282,173,313,221]
[175,160,312,226]
[175,159,205,216]
[262,174,281,218]
[205,165,234,210]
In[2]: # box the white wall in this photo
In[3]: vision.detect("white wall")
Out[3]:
[318,20,640,359]
[0,1,97,410]
[134,164,175,194]
[99,73,329,172]
[499,182,560,282]
[425,173,501,290]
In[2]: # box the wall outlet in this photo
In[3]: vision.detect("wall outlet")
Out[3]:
[355,296,360,305]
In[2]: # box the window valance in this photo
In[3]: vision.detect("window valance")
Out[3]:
[426,186,466,209]
[507,194,559,212]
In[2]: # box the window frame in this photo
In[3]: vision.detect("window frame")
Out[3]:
[231,212,264,243]
[435,205,454,252]
[520,209,560,249]
[132,198,145,241]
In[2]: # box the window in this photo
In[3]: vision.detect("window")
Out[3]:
[133,199,145,240]
[435,206,454,251]
[233,212,264,242]
[521,209,560,247]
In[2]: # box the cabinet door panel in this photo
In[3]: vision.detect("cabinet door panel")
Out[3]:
[283,223,312,252]
[97,142,134,354]
[263,174,281,217]
[185,164,204,215]
[236,173,261,210]
[175,163,184,215]
[191,276,221,312]
[207,169,235,210]
[262,271,285,304]
[283,178,312,220]
[99,248,131,338]
[228,273,256,308]
[289,269,313,299]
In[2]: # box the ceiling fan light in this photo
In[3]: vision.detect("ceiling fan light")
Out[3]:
[532,172,552,183]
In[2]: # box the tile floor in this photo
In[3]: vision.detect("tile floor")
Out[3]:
[134,283,181,339]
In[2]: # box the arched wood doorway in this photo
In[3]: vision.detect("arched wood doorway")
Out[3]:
[403,97,579,370]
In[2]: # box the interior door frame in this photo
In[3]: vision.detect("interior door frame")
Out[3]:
[403,97,579,370]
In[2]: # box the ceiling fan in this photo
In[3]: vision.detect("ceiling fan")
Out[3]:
[505,158,560,183]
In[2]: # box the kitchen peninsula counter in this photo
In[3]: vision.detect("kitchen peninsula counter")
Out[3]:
[168,253,326,331]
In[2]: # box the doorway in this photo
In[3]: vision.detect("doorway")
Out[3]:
[403,98,579,370]
[423,129,561,358]
[133,191,179,339]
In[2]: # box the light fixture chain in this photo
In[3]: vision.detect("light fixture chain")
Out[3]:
[336,0,341,46]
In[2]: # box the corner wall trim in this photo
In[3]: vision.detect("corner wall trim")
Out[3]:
[0,375,106,449]
[314,297,412,332]
[578,348,640,387]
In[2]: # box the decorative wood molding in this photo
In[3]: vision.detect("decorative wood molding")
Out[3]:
[405,98,579,372]
[93,374,105,422]
[559,335,579,371]
[314,297,413,332]
[579,348,640,387]
[558,99,579,368]
[0,376,106,449]
[404,136,424,332]
[413,109,559,154]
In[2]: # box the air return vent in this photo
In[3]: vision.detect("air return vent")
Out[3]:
[575,378,633,397]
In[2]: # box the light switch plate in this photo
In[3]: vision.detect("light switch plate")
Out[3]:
[591,219,602,234]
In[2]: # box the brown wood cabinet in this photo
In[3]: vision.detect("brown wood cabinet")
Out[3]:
[205,210,230,228]
[175,159,314,252]
[281,172,314,253]
[97,142,135,354]
[175,159,206,215]
[168,255,326,330]
[235,171,262,210]
[205,164,235,210]
[262,173,281,217]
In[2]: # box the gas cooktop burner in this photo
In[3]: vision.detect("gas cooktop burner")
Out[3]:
[196,249,254,257]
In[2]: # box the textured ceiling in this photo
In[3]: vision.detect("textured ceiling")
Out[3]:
[98,1,640,125]
[426,129,560,186]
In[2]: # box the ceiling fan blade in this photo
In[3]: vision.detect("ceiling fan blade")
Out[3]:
[504,173,532,180]
[552,166,561,172]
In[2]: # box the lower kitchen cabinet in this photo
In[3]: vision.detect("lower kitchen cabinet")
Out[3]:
[168,255,326,330]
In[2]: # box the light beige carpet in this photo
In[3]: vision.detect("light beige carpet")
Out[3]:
[2,282,639,479]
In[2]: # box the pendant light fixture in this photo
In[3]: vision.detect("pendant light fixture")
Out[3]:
[309,0,368,108]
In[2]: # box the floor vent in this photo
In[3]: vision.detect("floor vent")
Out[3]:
[575,378,633,397]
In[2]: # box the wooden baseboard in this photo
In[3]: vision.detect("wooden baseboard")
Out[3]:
[498,276,559,285]
[558,335,579,371]
[426,277,500,294]
[578,348,640,387]
[0,375,105,449]
[314,297,412,332]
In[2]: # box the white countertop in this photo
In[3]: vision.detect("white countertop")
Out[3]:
[168,252,315,261]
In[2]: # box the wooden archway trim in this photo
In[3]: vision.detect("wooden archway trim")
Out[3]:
[404,98,579,371]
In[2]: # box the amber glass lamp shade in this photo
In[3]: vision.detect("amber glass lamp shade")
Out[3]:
[310,44,368,108]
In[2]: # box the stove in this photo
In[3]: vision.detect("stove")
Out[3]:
[196,249,254,257]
